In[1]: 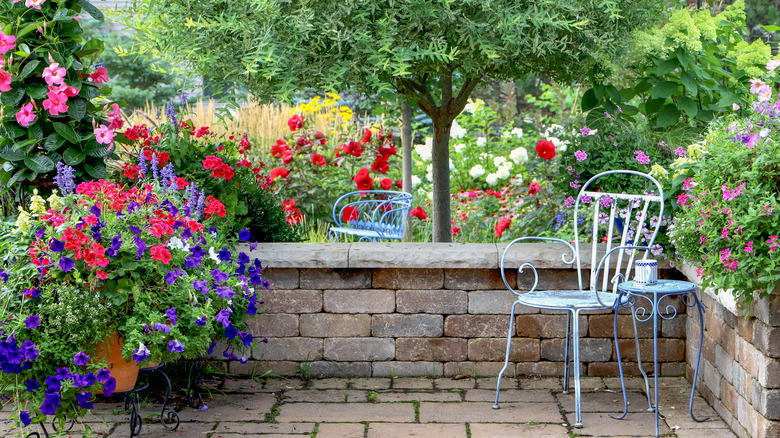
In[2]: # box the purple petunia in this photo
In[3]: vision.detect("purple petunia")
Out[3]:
[134,235,147,260]
[102,377,116,397]
[238,252,250,265]
[211,269,228,284]
[25,379,39,392]
[165,307,178,326]
[59,257,75,272]
[215,308,231,328]
[238,229,251,241]
[54,367,70,381]
[106,236,122,257]
[167,340,185,353]
[129,225,142,234]
[24,315,40,329]
[73,372,96,388]
[153,323,172,334]
[73,351,89,366]
[218,248,232,261]
[34,229,45,239]
[225,326,238,339]
[132,343,150,363]
[192,280,209,294]
[215,286,235,299]
[19,411,31,427]
[184,256,202,268]
[95,368,111,383]
[76,391,93,409]
[165,270,180,285]
[49,238,65,252]
[207,342,216,355]
[20,340,39,361]
[239,331,253,347]
[195,317,207,326]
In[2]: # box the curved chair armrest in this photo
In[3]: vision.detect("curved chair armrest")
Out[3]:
[500,237,577,297]
[592,245,653,307]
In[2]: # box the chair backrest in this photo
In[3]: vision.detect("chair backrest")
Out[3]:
[332,190,413,239]
[572,170,664,292]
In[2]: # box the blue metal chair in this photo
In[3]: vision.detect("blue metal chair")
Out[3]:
[329,190,413,242]
[493,170,664,428]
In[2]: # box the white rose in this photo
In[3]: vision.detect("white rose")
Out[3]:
[417,139,433,162]
[450,121,466,139]
[476,137,487,147]
[509,147,528,164]
[453,143,466,154]
[469,164,486,178]
[496,166,511,180]
[550,137,569,153]
[411,175,421,188]
[493,156,508,167]
[426,163,433,182]
[511,127,523,138]
[485,173,499,186]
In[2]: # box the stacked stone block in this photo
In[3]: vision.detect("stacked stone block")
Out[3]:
[235,243,687,379]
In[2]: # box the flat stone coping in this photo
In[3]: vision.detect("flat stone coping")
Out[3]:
[241,242,673,270]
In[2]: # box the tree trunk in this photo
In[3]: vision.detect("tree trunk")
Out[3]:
[401,101,413,242]
[431,115,452,242]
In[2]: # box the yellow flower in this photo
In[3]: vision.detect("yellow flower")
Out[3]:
[687,142,705,161]
[47,190,63,211]
[30,189,47,216]
[15,207,31,233]
[650,164,669,180]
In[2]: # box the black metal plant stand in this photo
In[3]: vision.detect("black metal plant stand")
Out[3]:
[185,360,204,409]
[139,364,180,430]
[24,418,75,438]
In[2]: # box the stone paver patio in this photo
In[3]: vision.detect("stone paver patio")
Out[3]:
[2,376,736,437]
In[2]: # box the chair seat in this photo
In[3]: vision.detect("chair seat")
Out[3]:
[516,290,624,310]
[329,226,402,241]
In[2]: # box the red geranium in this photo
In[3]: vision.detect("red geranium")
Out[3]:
[287,114,305,131]
[204,198,227,218]
[311,154,326,167]
[353,168,373,191]
[535,140,556,160]
[495,217,512,237]
[122,163,140,180]
[380,178,393,190]
[528,181,541,195]
[409,207,428,221]
[270,167,290,180]
[150,244,172,264]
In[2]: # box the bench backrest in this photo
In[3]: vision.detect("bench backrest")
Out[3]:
[332,190,413,239]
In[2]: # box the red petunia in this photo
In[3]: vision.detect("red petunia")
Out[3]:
[150,244,172,264]
[495,217,512,238]
[287,114,305,131]
[535,140,556,160]
[409,207,428,221]
[353,168,373,191]
[528,181,541,195]
[270,167,290,180]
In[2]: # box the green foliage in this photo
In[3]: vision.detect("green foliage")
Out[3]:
[0,0,118,194]
[80,20,183,110]
[670,86,780,305]
[583,1,772,131]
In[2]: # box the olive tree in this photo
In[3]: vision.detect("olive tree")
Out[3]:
[117,0,664,241]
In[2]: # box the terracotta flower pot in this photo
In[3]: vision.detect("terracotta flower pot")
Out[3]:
[95,332,139,393]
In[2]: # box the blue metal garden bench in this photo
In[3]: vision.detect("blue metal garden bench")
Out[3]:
[493,170,664,428]
[329,190,413,242]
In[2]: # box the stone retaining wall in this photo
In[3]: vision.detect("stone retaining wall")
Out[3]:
[680,266,780,438]
[227,243,687,379]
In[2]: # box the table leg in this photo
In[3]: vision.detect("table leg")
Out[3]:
[688,292,710,423]
[632,306,654,411]
[653,292,659,438]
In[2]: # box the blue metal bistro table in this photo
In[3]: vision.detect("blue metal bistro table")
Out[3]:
[612,280,709,437]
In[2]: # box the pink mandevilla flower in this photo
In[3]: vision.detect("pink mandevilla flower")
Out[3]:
[0,31,16,54]
[0,71,11,92]
[94,125,116,146]
[25,0,45,10]
[107,103,121,118]
[90,66,109,84]
[42,63,66,86]
[42,90,68,116]
[15,102,36,127]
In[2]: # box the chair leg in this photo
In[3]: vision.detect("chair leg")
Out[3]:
[493,301,519,409]
[631,306,654,411]
[563,312,572,394]
[610,297,629,420]
[571,309,583,428]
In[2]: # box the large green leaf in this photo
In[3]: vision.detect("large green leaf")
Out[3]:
[678,96,698,118]
[77,39,105,58]
[66,99,87,121]
[655,58,679,76]
[29,123,44,141]
[52,122,80,144]
[80,84,100,100]
[605,85,622,103]
[655,105,680,128]
[24,154,55,174]
[6,168,25,187]
[645,97,665,114]
[52,7,78,21]
[1,123,26,139]
[1,88,25,106]
[76,0,104,21]
[650,81,678,99]
[716,92,740,109]
[0,146,25,162]
[680,71,697,96]
[44,134,66,152]
[62,148,85,166]
[19,59,40,80]
[84,162,106,179]
[85,140,113,158]
[25,85,48,100]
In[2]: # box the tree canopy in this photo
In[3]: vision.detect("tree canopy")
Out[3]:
[118,0,665,241]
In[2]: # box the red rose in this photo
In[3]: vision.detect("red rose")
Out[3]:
[395,179,403,189]
[341,141,364,158]
[495,217,512,238]
[311,154,326,167]
[270,167,290,180]
[528,181,541,195]
[271,139,290,158]
[451,226,460,235]
[409,206,428,221]
[535,140,556,160]
[380,178,393,190]
[353,168,373,191]
[377,142,397,160]
[287,114,305,131]
[314,131,327,145]
[282,152,294,165]
[341,206,359,222]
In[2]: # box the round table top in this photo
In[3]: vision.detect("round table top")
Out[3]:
[618,279,697,294]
